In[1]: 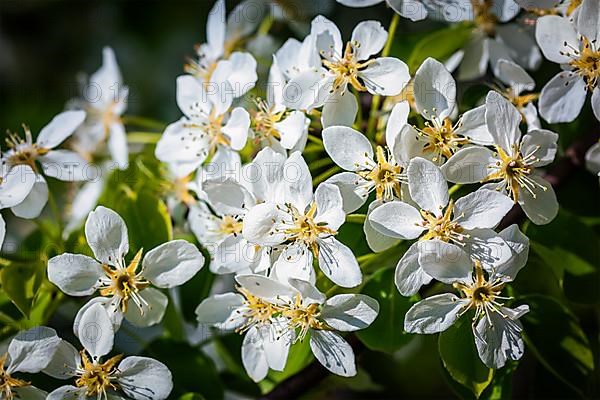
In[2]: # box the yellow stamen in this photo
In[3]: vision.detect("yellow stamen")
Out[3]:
[0,353,30,400]
[75,351,122,397]
[99,249,149,314]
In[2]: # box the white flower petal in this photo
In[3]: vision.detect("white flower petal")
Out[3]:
[312,15,343,56]
[117,356,173,400]
[222,107,250,151]
[535,15,579,64]
[368,200,424,239]
[417,240,472,284]
[271,244,316,285]
[474,306,527,368]
[314,183,345,230]
[321,294,379,332]
[40,150,90,182]
[359,57,410,96]
[284,151,313,211]
[592,87,600,122]
[36,110,86,149]
[242,326,269,382]
[242,202,287,246]
[386,101,410,150]
[407,157,449,216]
[404,293,468,334]
[42,339,81,379]
[325,172,370,213]
[351,20,387,61]
[275,111,309,150]
[518,174,558,225]
[236,274,299,302]
[364,201,401,252]
[321,90,358,128]
[124,287,168,327]
[77,302,114,359]
[493,224,529,281]
[441,146,496,184]
[317,237,362,288]
[47,386,86,400]
[496,59,535,94]
[539,72,587,123]
[455,105,493,145]
[108,122,129,169]
[458,34,489,81]
[226,52,258,97]
[195,293,245,331]
[74,297,123,334]
[282,69,325,110]
[414,57,456,121]
[142,240,204,288]
[395,242,433,296]
[576,0,600,43]
[7,326,60,374]
[485,91,522,150]
[0,165,37,209]
[323,126,374,172]
[85,206,129,265]
[310,330,356,377]
[520,129,558,167]
[11,176,48,219]
[454,189,514,229]
[287,278,326,304]
[13,386,47,400]
[47,253,104,296]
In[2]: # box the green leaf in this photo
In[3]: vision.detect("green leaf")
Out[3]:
[407,23,473,73]
[438,315,494,398]
[144,339,223,399]
[178,394,206,400]
[526,209,600,304]
[515,294,594,396]
[356,267,417,353]
[0,262,45,318]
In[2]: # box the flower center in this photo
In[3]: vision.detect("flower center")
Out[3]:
[284,202,337,257]
[252,98,284,142]
[4,126,48,170]
[483,144,545,202]
[473,0,498,37]
[358,146,404,202]
[173,174,196,205]
[417,118,468,163]
[99,249,150,313]
[76,351,122,397]
[418,199,467,244]
[321,41,374,93]
[219,215,244,236]
[235,287,282,333]
[453,261,508,320]
[0,354,30,400]
[185,58,218,82]
[281,294,330,342]
[503,89,539,112]
[564,37,600,92]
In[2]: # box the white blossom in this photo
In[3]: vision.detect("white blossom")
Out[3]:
[0,110,88,219]
[442,91,559,225]
[369,157,514,296]
[47,206,205,329]
[404,231,530,369]
[0,326,61,400]
[44,303,173,400]
[535,2,600,122]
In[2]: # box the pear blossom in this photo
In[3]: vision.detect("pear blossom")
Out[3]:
[535,2,600,122]
[335,0,474,22]
[283,16,410,127]
[322,119,414,213]
[1,110,88,219]
[0,326,61,400]
[442,91,559,225]
[369,157,514,296]
[44,303,172,400]
[457,0,542,81]
[48,206,205,329]
[585,140,600,184]
[396,58,494,165]
[196,274,379,380]
[249,56,310,153]
[243,152,362,287]
[495,58,541,129]
[189,179,270,274]
[185,0,258,98]
[404,230,530,368]
[155,75,251,178]
[70,47,129,169]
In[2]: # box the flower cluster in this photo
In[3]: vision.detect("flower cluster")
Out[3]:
[0,0,598,398]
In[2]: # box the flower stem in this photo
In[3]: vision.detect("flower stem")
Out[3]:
[366,13,400,141]
[448,184,463,196]
[312,166,340,185]
[122,115,166,131]
[307,133,324,146]
[346,214,367,224]
[127,131,162,144]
